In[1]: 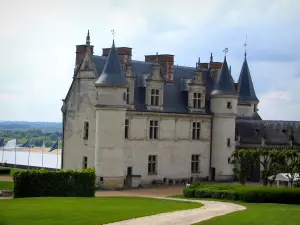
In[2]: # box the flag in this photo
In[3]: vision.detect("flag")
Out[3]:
[0,138,4,147]
[49,141,58,152]
[21,140,30,148]
[5,139,16,149]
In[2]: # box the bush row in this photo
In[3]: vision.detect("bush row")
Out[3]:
[0,167,10,175]
[13,168,96,198]
[183,183,300,204]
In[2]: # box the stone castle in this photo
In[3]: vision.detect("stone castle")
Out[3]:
[61,31,300,189]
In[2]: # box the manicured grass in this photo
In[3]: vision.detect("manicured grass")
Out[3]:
[170,195,300,225]
[0,197,202,225]
[0,181,13,190]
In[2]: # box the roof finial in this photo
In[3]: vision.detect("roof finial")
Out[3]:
[198,57,200,64]
[111,29,116,40]
[223,48,228,59]
[210,53,213,62]
[86,30,90,46]
[244,35,248,58]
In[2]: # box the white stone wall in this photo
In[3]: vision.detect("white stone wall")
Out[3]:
[63,78,97,170]
[237,104,255,117]
[124,113,212,184]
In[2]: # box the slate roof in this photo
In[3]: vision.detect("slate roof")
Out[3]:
[211,57,236,96]
[237,56,259,102]
[95,40,128,87]
[236,120,300,145]
[93,55,214,114]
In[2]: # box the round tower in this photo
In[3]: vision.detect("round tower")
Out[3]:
[210,56,238,181]
[94,40,129,189]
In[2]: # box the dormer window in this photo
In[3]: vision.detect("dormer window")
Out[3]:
[193,93,202,109]
[150,89,160,106]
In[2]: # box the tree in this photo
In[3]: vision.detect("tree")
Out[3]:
[282,150,300,187]
[231,149,256,185]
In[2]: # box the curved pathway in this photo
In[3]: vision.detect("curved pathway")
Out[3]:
[107,197,246,225]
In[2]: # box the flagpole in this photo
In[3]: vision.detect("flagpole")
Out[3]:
[1,145,4,167]
[42,143,44,169]
[27,147,31,169]
[14,139,17,168]
[56,144,58,171]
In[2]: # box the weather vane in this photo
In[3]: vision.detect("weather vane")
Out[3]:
[223,48,228,56]
[111,29,116,39]
[244,35,248,57]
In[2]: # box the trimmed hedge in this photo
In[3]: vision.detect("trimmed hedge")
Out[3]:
[13,168,96,198]
[183,183,300,204]
[0,167,10,175]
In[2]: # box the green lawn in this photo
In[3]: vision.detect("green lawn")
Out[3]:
[0,197,202,225]
[170,195,300,225]
[0,181,13,190]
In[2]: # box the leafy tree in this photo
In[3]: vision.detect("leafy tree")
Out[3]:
[282,150,300,186]
[231,149,256,185]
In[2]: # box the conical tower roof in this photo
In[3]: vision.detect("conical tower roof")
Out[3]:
[95,40,128,87]
[237,56,259,102]
[211,57,236,96]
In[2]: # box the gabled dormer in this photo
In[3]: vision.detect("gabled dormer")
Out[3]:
[188,68,206,113]
[76,30,97,79]
[145,58,165,111]
[123,62,135,109]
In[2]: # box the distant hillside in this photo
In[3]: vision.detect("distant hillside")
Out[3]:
[0,121,62,133]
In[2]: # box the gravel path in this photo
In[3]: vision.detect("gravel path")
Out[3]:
[107,197,246,225]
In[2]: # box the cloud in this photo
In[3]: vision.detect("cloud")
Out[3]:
[0,0,299,122]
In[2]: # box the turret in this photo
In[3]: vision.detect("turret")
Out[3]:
[210,56,238,181]
[237,53,260,118]
[94,39,128,189]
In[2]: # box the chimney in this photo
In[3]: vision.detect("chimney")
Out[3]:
[145,54,174,82]
[102,47,132,64]
[75,45,94,68]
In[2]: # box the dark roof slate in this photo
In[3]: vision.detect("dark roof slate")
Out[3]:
[211,57,236,96]
[236,120,300,145]
[93,56,213,114]
[95,40,128,86]
[237,57,259,102]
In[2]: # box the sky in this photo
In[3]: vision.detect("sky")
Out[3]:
[0,0,299,122]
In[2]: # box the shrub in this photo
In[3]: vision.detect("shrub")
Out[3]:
[184,184,300,204]
[13,168,96,198]
[0,167,10,175]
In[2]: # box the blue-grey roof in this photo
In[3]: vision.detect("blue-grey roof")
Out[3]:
[95,40,128,87]
[211,57,236,96]
[236,120,300,145]
[237,56,259,102]
[93,56,214,114]
[236,111,262,121]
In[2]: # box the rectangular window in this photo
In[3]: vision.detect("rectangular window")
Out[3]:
[227,101,232,109]
[193,93,202,108]
[82,156,88,169]
[125,119,129,139]
[83,122,89,139]
[148,155,157,174]
[149,120,159,139]
[227,138,231,147]
[191,154,200,173]
[150,89,160,106]
[126,88,130,104]
[192,122,201,140]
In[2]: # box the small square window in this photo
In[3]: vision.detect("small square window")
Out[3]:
[227,102,232,109]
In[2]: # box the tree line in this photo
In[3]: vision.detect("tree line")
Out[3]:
[232,149,300,186]
[0,129,62,148]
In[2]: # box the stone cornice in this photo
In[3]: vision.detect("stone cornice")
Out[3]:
[126,110,212,119]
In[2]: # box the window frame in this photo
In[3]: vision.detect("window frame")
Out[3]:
[149,120,159,140]
[148,155,157,174]
[192,122,201,140]
[191,154,200,174]
[150,89,160,106]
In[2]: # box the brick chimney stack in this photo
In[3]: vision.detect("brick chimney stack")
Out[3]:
[145,54,174,82]
[102,47,132,64]
[75,45,94,68]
